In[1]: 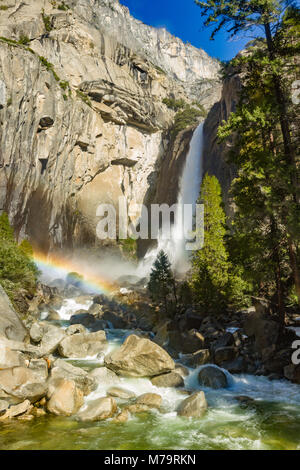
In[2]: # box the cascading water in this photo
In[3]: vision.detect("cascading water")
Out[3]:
[138,122,204,276]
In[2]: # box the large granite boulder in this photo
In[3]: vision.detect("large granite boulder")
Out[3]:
[76,397,117,422]
[0,366,48,403]
[47,379,84,416]
[151,372,184,388]
[104,334,175,377]
[0,284,27,341]
[58,331,107,358]
[50,359,97,395]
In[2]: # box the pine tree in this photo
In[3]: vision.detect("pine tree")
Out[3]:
[196,1,300,305]
[190,174,246,312]
[148,250,177,316]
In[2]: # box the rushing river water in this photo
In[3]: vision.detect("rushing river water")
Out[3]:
[1,297,300,450]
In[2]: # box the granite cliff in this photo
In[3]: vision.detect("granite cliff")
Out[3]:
[0,0,222,253]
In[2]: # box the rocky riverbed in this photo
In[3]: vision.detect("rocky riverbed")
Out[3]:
[1,280,300,450]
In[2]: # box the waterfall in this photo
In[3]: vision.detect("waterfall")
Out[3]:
[138,122,204,276]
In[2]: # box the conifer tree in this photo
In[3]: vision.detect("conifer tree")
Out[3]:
[148,250,177,316]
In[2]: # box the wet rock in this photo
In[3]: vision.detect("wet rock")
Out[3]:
[58,330,107,358]
[222,356,246,374]
[102,311,127,329]
[107,387,136,399]
[135,393,162,409]
[125,404,151,414]
[0,400,32,421]
[235,396,256,409]
[198,366,228,389]
[105,334,175,377]
[50,359,97,395]
[47,379,84,417]
[77,397,117,422]
[113,409,129,423]
[89,367,120,386]
[151,372,184,388]
[175,364,189,377]
[177,391,207,418]
[0,284,27,341]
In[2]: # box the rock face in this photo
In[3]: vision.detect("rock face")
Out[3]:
[177,391,207,418]
[0,285,27,341]
[105,334,175,377]
[0,0,221,252]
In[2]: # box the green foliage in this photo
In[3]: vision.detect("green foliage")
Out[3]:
[0,5,8,11]
[18,35,30,45]
[171,104,205,138]
[190,175,249,312]
[162,98,186,111]
[57,2,69,11]
[42,10,53,32]
[148,250,177,316]
[0,212,38,304]
[76,89,92,107]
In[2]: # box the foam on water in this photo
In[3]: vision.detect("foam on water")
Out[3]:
[55,298,93,321]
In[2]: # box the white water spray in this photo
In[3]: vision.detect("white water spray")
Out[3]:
[138,122,204,276]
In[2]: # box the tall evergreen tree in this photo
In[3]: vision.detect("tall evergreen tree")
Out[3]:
[148,250,177,316]
[190,174,247,312]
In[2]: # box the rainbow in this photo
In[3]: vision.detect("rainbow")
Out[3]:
[33,251,117,296]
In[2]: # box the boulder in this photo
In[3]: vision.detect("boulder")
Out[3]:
[70,313,96,328]
[168,329,205,354]
[102,311,127,329]
[135,393,162,409]
[125,404,151,414]
[243,311,280,354]
[39,323,66,355]
[50,359,97,395]
[113,409,129,423]
[0,284,27,341]
[89,367,120,386]
[198,366,228,389]
[77,397,117,421]
[30,323,44,343]
[47,379,84,416]
[175,364,189,377]
[104,334,175,377]
[0,399,32,421]
[107,387,136,399]
[177,391,207,418]
[0,366,48,402]
[0,346,26,369]
[214,347,238,366]
[58,331,107,358]
[222,357,246,374]
[180,349,211,368]
[151,372,184,388]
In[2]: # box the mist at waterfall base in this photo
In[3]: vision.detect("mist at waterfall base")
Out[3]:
[138,122,204,277]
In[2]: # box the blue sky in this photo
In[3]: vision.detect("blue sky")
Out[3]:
[119,0,258,61]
